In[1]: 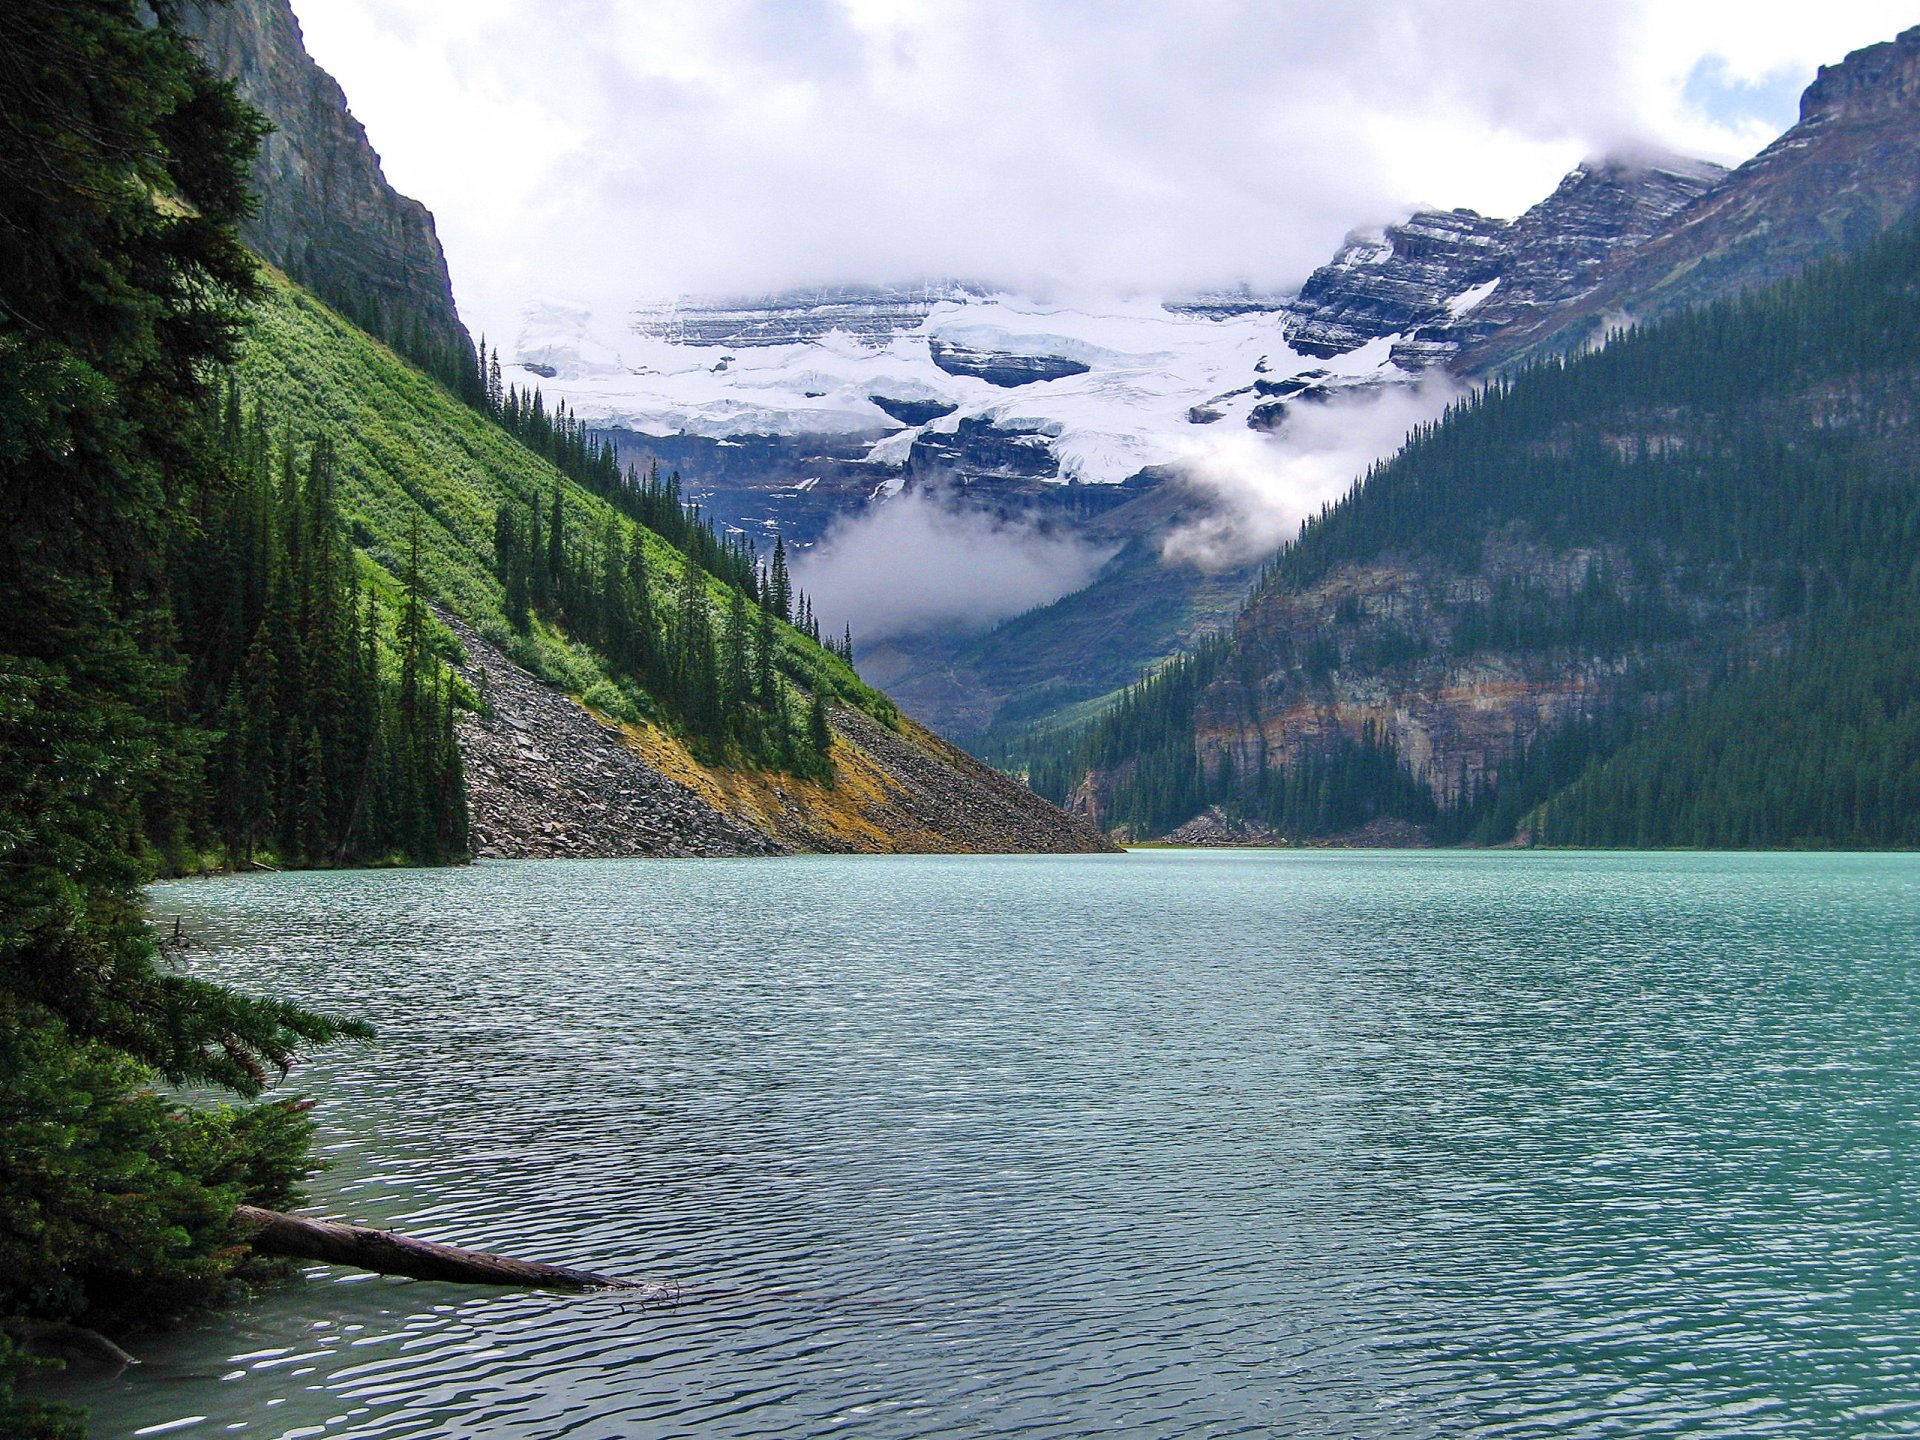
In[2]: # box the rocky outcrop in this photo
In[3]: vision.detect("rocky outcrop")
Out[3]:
[1163,807,1281,846]
[909,416,1062,482]
[180,0,470,364]
[928,339,1091,387]
[1462,155,1726,342]
[632,284,980,348]
[1282,155,1724,372]
[868,394,958,426]
[1473,26,1920,369]
[1285,208,1509,359]
[448,614,782,859]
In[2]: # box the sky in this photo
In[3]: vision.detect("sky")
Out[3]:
[287,0,1918,350]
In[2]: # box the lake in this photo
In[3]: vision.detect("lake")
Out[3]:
[66,851,1920,1438]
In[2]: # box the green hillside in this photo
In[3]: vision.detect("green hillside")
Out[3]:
[234,267,892,739]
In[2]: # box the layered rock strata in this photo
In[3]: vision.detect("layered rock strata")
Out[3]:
[180,0,471,363]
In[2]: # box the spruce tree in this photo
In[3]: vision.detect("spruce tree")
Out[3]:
[770,536,793,622]
[0,8,366,1431]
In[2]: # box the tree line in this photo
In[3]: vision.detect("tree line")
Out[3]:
[491,485,836,777]
[171,383,470,868]
[464,339,848,659]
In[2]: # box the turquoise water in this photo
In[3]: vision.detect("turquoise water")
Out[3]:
[65,851,1920,1438]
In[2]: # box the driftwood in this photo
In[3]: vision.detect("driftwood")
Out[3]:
[234,1205,678,1297]
[5,1319,140,1368]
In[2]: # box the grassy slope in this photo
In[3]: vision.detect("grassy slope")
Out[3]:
[235,267,886,724]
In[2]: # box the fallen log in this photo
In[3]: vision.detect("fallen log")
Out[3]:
[234,1205,678,1298]
[5,1319,140,1368]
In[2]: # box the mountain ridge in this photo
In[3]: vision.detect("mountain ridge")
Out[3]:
[180,0,473,382]
[1465,24,1920,370]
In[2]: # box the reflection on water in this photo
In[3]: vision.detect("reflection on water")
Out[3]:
[58,851,1920,1438]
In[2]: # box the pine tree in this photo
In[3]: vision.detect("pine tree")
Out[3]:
[495,505,530,631]
[722,588,754,742]
[547,476,566,609]
[808,688,834,777]
[770,536,793,622]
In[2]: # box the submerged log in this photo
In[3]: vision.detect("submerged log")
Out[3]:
[5,1319,140,1368]
[233,1206,677,1297]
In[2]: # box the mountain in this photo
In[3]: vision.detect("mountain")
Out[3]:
[940,25,1920,754]
[1472,25,1920,368]
[506,153,1723,740]
[1285,154,1724,375]
[1039,214,1920,848]
[176,0,1105,855]
[236,265,1108,856]
[179,0,473,384]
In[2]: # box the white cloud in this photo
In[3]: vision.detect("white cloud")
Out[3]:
[284,0,1920,343]
[1162,380,1462,572]
[790,487,1118,640]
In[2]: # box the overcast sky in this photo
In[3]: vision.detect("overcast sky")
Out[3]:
[288,1,1917,345]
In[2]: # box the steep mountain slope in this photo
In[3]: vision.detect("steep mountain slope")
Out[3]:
[1281,153,1723,372]
[1047,219,1920,848]
[181,0,472,381]
[979,24,1920,759]
[1471,25,1920,369]
[237,268,1109,855]
[514,153,1720,740]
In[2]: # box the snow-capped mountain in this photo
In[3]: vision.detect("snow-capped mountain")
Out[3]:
[509,151,1723,530]
[502,149,1731,738]
[513,289,1400,495]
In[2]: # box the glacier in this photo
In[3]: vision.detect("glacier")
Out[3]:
[507,289,1409,492]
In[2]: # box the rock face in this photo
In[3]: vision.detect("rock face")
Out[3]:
[1285,209,1510,359]
[632,284,979,348]
[447,613,783,859]
[869,395,958,426]
[180,0,470,365]
[1475,26,1920,368]
[908,415,1063,482]
[928,339,1092,387]
[1282,155,1725,372]
[1067,536,1766,843]
[448,612,1114,858]
[1188,550,1681,812]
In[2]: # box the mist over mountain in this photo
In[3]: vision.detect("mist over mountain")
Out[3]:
[496,143,1729,735]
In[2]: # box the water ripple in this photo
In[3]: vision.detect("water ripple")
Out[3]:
[56,850,1920,1439]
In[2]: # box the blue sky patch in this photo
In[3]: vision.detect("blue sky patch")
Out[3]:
[1683,55,1808,132]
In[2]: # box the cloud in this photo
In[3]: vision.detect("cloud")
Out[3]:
[283,2,1920,346]
[1162,380,1462,571]
[790,486,1118,641]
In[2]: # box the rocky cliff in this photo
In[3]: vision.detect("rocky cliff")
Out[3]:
[181,0,471,368]
[1472,26,1920,368]
[1283,154,1725,373]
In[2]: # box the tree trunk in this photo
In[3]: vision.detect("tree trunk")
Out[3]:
[233,1205,675,1296]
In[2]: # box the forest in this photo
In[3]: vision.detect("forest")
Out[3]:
[1015,217,1920,847]
[0,4,878,1434]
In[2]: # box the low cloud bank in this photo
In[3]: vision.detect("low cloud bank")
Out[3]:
[1162,380,1461,571]
[792,488,1118,643]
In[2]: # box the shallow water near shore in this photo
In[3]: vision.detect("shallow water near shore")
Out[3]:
[63,850,1920,1438]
